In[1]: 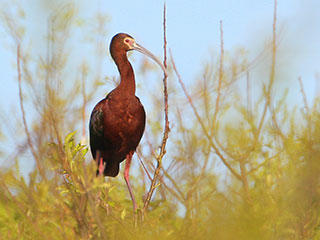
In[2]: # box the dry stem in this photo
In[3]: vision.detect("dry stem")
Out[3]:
[17,44,45,178]
[171,50,241,181]
[143,2,170,212]
[256,0,277,139]
[212,20,224,129]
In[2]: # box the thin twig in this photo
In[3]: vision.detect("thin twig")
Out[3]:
[158,175,185,203]
[239,159,251,202]
[162,167,185,201]
[212,20,224,129]
[171,50,241,181]
[17,44,44,178]
[143,2,170,212]
[267,0,285,140]
[246,71,252,115]
[256,0,277,140]
[239,0,278,199]
[298,77,310,115]
[247,150,282,175]
[136,151,152,181]
[298,76,311,138]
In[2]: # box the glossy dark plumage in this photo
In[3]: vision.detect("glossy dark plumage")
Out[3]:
[89,33,165,211]
[89,92,145,176]
[89,33,145,177]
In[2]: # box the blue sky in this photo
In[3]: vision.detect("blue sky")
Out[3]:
[0,0,320,172]
[1,0,319,104]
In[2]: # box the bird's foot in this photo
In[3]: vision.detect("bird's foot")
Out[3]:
[124,151,137,212]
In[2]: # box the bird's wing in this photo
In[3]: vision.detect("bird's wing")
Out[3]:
[89,108,104,137]
[89,103,105,159]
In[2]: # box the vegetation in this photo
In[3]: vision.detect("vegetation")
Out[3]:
[1,1,320,239]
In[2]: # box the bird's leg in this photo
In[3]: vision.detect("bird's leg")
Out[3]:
[124,151,137,212]
[96,151,105,176]
[98,157,104,176]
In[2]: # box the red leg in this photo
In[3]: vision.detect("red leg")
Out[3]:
[124,151,137,211]
[98,157,104,176]
[96,151,105,176]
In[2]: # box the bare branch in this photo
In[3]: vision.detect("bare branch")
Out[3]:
[298,76,312,138]
[136,151,152,182]
[298,77,310,115]
[170,50,241,181]
[162,167,185,201]
[143,2,170,212]
[246,71,252,115]
[212,20,224,129]
[17,43,45,178]
[256,0,277,140]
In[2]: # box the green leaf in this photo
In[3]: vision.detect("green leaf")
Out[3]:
[120,208,126,220]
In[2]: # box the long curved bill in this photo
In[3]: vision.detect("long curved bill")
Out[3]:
[133,42,168,77]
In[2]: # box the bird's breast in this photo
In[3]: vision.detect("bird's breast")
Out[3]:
[103,95,146,143]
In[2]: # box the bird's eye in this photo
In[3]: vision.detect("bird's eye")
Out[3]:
[125,39,130,43]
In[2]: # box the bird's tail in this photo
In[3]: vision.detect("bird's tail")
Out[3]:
[103,160,120,177]
[95,151,120,177]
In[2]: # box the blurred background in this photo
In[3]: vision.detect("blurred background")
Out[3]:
[0,0,320,239]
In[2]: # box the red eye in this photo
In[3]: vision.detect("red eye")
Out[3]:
[125,39,130,43]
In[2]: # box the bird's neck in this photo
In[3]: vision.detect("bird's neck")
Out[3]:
[114,53,136,96]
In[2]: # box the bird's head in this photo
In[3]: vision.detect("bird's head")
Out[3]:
[110,33,136,52]
[110,33,167,76]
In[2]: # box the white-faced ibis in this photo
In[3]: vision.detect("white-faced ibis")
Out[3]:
[89,33,166,211]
